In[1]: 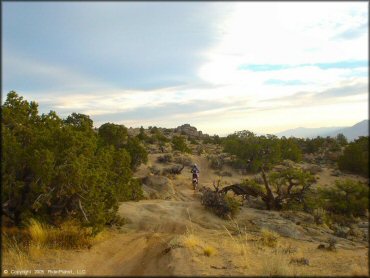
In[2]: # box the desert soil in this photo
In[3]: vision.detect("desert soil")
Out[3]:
[14,154,369,276]
[49,155,368,276]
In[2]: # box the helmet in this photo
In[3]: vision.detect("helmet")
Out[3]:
[193,164,197,167]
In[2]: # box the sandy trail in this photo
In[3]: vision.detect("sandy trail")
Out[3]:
[55,159,211,276]
[57,230,174,276]
[55,154,236,275]
[53,154,368,276]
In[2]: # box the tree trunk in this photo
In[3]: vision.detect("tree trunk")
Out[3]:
[261,167,277,210]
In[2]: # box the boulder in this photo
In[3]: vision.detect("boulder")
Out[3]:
[175,124,203,139]
[282,160,295,167]
[333,224,350,238]
[303,164,322,175]
[273,165,286,172]
[331,170,341,177]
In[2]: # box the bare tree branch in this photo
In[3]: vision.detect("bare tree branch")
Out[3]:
[32,187,56,207]
[78,199,89,222]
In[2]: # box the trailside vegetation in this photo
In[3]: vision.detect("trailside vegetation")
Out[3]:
[222,131,302,173]
[338,136,368,177]
[317,179,368,217]
[2,91,146,233]
[172,135,191,153]
[219,167,316,211]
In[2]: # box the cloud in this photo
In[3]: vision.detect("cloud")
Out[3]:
[3,2,231,91]
[264,79,307,86]
[316,82,368,98]
[261,81,368,107]
[239,60,367,72]
[90,99,229,127]
[335,21,367,40]
[2,2,368,135]
[2,50,109,93]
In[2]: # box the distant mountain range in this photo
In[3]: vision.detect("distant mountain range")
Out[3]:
[275,119,368,141]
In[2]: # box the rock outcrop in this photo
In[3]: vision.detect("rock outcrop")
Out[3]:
[175,124,203,139]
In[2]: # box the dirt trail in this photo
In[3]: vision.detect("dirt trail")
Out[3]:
[56,230,174,276]
[55,154,238,275]
[54,153,368,276]
[55,157,211,276]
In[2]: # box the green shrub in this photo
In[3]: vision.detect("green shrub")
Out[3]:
[224,195,241,217]
[157,154,173,163]
[222,131,282,173]
[125,137,148,170]
[209,156,224,170]
[319,179,368,217]
[201,189,241,219]
[189,138,199,145]
[98,122,128,148]
[280,138,302,162]
[172,135,191,153]
[338,137,368,177]
[174,155,193,166]
[145,136,156,144]
[1,92,142,232]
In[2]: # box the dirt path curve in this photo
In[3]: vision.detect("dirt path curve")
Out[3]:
[54,155,247,275]
[55,158,213,276]
[56,230,174,276]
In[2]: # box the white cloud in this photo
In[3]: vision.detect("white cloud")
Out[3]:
[198,2,367,85]
[3,2,368,134]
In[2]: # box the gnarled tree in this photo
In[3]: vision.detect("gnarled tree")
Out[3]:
[220,167,316,211]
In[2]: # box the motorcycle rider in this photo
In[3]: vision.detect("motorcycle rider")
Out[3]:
[191,164,200,188]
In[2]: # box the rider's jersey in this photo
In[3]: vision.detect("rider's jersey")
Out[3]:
[191,166,200,174]
[191,166,200,179]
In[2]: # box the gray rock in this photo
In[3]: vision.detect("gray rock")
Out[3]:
[358,222,368,228]
[290,258,309,266]
[175,124,203,139]
[253,219,306,240]
[303,164,322,174]
[331,170,341,177]
[333,225,350,238]
[282,160,295,167]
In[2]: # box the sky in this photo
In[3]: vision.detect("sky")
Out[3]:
[2,2,368,136]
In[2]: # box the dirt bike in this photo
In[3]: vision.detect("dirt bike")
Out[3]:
[192,173,199,190]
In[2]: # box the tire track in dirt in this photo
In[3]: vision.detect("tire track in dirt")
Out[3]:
[56,231,175,276]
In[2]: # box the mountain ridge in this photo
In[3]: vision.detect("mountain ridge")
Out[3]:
[275,119,368,141]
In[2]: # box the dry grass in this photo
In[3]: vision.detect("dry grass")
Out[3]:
[27,219,94,249]
[261,250,296,276]
[222,219,250,269]
[180,209,203,249]
[175,209,219,259]
[350,263,368,276]
[28,219,47,246]
[260,228,280,248]
[203,245,216,257]
[182,233,202,249]
[2,219,96,269]
[2,234,32,269]
[46,220,93,249]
